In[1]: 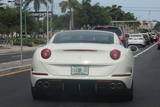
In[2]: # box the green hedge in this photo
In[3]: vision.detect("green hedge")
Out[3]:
[5,38,46,46]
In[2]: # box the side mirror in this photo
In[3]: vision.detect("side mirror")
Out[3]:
[128,45,138,52]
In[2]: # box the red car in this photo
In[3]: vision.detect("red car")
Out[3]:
[157,39,160,49]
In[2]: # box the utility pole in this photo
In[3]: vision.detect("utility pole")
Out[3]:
[148,10,152,31]
[50,0,54,34]
[20,0,23,64]
[25,11,27,38]
[46,0,49,42]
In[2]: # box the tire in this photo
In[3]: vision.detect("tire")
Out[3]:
[125,83,133,101]
[31,87,45,100]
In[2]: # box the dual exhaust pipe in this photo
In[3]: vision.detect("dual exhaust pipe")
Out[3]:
[110,83,124,90]
[36,81,49,89]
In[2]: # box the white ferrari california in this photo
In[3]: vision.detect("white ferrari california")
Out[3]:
[31,30,134,100]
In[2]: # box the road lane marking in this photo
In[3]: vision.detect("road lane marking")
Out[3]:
[0,64,31,72]
[0,68,31,77]
[134,43,157,58]
[0,58,32,65]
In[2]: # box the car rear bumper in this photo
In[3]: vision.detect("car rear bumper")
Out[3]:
[33,79,130,96]
[128,41,145,45]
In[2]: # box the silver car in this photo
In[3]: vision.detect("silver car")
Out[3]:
[128,34,146,47]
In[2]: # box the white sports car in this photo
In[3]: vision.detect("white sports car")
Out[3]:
[31,30,134,100]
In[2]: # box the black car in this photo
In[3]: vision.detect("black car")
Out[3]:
[93,26,127,47]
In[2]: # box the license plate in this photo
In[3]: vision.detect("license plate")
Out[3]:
[71,66,89,75]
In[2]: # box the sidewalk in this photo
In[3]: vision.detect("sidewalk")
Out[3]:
[0,45,42,72]
[0,45,43,54]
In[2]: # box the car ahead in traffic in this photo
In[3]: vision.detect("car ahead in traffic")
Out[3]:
[93,26,127,47]
[149,32,158,42]
[157,39,160,50]
[31,30,134,101]
[128,34,146,48]
[141,33,150,45]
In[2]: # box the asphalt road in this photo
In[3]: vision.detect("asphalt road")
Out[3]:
[0,51,34,63]
[0,44,160,107]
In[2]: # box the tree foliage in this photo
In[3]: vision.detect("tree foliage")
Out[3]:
[0,8,39,34]
[55,0,137,29]
[154,22,160,32]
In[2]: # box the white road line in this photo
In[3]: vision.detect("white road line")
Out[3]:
[0,58,32,65]
[134,43,157,58]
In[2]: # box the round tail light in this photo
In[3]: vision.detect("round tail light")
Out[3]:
[119,36,124,41]
[110,49,121,60]
[41,49,51,59]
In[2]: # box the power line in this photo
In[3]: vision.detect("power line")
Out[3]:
[123,7,160,9]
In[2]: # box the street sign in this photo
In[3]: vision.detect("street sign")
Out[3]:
[29,11,52,17]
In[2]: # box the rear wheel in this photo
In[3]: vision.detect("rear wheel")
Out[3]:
[125,83,133,101]
[31,87,45,100]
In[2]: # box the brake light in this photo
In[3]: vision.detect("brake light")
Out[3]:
[102,26,109,30]
[41,49,51,59]
[110,50,121,60]
[128,38,132,40]
[139,38,145,40]
[96,80,112,82]
[119,36,124,40]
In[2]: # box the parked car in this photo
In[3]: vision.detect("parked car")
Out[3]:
[31,30,134,101]
[93,26,127,47]
[128,33,146,48]
[149,32,158,42]
[141,33,150,45]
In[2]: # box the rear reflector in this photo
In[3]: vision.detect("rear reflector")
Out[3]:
[96,80,112,82]
[112,74,131,77]
[32,73,48,76]
[48,79,64,82]
[64,49,97,52]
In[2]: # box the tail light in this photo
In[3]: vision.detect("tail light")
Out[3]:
[139,38,145,40]
[128,38,132,40]
[119,36,124,41]
[158,40,160,45]
[110,49,121,60]
[41,49,51,59]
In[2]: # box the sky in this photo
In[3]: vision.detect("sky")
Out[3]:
[5,0,160,21]
[53,0,160,21]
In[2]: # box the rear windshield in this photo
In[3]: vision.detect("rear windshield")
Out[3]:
[53,31,114,44]
[142,34,148,37]
[130,35,142,38]
[94,27,122,36]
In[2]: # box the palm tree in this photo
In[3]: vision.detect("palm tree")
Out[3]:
[59,0,81,30]
[24,0,51,12]
[0,0,4,8]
